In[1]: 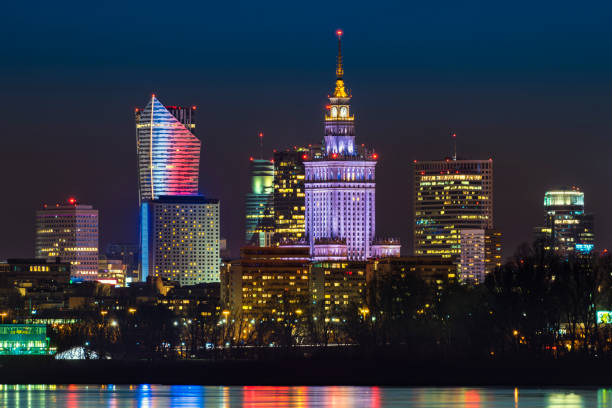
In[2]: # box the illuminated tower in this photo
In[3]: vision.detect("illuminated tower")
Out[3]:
[304,31,378,261]
[414,155,494,281]
[135,96,200,204]
[245,157,275,246]
[537,187,594,256]
[35,197,99,281]
[273,147,308,244]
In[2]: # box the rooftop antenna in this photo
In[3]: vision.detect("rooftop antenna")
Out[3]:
[452,132,457,161]
[258,132,264,159]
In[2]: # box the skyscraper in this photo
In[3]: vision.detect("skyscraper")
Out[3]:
[140,195,220,285]
[135,96,200,204]
[304,31,378,261]
[136,95,220,284]
[35,198,99,280]
[244,158,274,246]
[414,157,494,281]
[536,187,594,256]
[273,147,308,245]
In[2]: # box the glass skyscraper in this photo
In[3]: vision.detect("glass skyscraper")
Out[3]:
[536,187,594,256]
[136,95,220,284]
[244,158,274,246]
[135,96,200,203]
[304,31,378,261]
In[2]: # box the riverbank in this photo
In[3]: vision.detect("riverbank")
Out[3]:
[0,354,610,385]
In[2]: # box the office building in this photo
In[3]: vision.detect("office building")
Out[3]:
[105,243,139,282]
[0,325,53,355]
[484,229,503,273]
[537,187,595,256]
[459,229,486,283]
[310,260,367,319]
[97,257,127,287]
[140,196,220,285]
[305,31,377,260]
[366,256,457,294]
[245,158,274,246]
[414,158,494,274]
[0,258,71,287]
[135,96,200,203]
[35,198,99,280]
[273,147,308,245]
[221,246,310,320]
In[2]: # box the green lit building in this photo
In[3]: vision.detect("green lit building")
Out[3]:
[0,324,53,355]
[536,187,594,256]
[245,158,275,246]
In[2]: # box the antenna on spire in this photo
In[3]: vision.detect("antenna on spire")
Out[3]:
[452,132,457,161]
[336,29,344,79]
[258,132,264,159]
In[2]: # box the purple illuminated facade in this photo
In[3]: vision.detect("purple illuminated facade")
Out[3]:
[305,31,377,261]
[135,95,200,204]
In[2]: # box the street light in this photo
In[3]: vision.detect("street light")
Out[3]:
[359,307,370,320]
[222,310,230,323]
[0,312,7,324]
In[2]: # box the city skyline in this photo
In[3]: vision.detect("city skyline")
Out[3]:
[3,2,612,261]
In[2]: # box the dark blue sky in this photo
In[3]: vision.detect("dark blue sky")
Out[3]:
[1,0,612,259]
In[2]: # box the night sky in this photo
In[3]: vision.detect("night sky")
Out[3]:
[2,1,612,260]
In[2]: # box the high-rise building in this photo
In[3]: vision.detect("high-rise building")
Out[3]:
[273,147,308,245]
[140,195,220,285]
[414,158,494,267]
[135,96,200,204]
[484,229,502,273]
[304,31,377,261]
[35,198,99,280]
[245,158,274,246]
[537,187,594,256]
[459,229,486,283]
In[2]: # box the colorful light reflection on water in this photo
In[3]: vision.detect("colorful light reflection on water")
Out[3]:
[0,385,610,407]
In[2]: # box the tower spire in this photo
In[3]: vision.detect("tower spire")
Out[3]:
[332,29,348,98]
[336,29,343,79]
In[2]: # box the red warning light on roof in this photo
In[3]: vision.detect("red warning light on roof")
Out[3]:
[68,197,77,205]
[249,157,254,161]
[452,133,457,138]
[192,106,197,110]
[302,154,308,160]
[331,153,338,159]
[135,108,139,112]
[151,93,156,98]
[336,29,343,37]
[325,105,332,110]
[372,153,378,160]
[259,132,264,138]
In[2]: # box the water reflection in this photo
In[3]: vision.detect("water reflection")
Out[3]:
[0,385,610,407]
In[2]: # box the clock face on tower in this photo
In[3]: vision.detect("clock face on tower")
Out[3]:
[331,107,338,117]
[340,107,348,118]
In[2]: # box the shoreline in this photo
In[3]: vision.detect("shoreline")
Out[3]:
[2,356,611,386]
